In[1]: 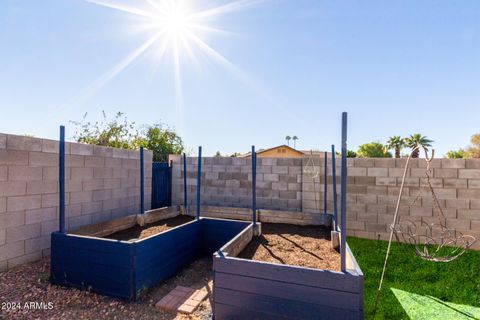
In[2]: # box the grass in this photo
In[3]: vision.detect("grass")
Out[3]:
[347,237,480,320]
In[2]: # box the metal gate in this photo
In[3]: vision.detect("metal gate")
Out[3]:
[151,162,172,209]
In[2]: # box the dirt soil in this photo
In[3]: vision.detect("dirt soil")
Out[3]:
[0,257,213,320]
[239,223,340,271]
[106,215,195,241]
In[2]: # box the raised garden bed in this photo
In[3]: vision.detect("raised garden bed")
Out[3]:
[51,206,251,300]
[213,223,364,320]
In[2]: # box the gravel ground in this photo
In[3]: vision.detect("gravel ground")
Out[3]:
[239,223,341,271]
[0,257,213,320]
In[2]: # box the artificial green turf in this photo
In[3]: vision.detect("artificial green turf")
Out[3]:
[347,237,480,320]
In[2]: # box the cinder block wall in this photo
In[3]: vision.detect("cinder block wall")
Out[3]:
[343,158,480,249]
[171,156,303,211]
[0,133,152,271]
[172,155,480,250]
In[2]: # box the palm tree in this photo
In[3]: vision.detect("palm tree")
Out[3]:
[386,136,405,158]
[405,134,433,158]
[285,135,291,146]
[292,136,298,149]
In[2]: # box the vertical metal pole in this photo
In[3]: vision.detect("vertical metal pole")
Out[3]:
[140,147,145,214]
[324,151,328,214]
[331,145,338,231]
[340,112,348,272]
[196,146,202,220]
[252,146,257,226]
[59,126,65,233]
[183,153,188,215]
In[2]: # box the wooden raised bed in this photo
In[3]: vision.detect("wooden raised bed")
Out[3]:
[212,225,364,320]
[51,207,252,300]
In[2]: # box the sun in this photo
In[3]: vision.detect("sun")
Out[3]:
[77,0,265,134]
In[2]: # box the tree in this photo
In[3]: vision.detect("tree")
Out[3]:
[214,151,222,157]
[72,112,184,162]
[136,124,184,162]
[404,134,433,158]
[386,136,405,158]
[347,150,357,158]
[446,149,465,159]
[465,134,480,158]
[71,111,136,149]
[285,135,291,146]
[357,142,392,158]
[230,152,242,157]
[292,136,299,149]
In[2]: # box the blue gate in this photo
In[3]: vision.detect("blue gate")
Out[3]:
[151,162,172,209]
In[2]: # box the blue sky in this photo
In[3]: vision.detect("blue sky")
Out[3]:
[1,0,479,156]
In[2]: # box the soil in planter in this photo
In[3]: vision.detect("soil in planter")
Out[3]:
[239,223,340,271]
[106,215,195,241]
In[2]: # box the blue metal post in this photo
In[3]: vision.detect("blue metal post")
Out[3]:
[140,147,145,214]
[324,151,328,214]
[183,153,188,215]
[196,146,202,220]
[340,112,348,272]
[332,145,338,231]
[59,126,65,233]
[252,146,257,225]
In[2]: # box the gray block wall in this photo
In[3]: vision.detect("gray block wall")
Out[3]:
[0,133,152,271]
[171,156,303,212]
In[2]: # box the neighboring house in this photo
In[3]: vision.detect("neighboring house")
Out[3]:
[242,145,305,158]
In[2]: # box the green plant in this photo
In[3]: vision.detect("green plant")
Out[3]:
[404,134,433,158]
[71,112,184,162]
[292,135,299,149]
[214,151,222,157]
[136,124,184,162]
[446,149,465,159]
[357,142,392,158]
[285,135,291,146]
[386,136,405,158]
[465,133,480,158]
[347,150,357,158]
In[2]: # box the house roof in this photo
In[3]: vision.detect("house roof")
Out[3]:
[241,145,305,157]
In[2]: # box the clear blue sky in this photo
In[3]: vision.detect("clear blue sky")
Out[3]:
[1,0,479,156]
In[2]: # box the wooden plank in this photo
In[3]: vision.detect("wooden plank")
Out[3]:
[52,232,132,254]
[214,303,292,320]
[140,206,181,225]
[51,267,132,299]
[219,224,253,257]
[52,245,132,267]
[214,288,359,320]
[346,242,363,275]
[70,215,137,237]
[213,256,360,293]
[215,272,361,311]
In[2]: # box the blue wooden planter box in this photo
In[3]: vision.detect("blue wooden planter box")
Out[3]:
[212,227,364,320]
[51,217,251,300]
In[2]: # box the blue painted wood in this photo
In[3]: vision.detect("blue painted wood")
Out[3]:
[215,272,361,310]
[215,288,359,320]
[324,151,328,214]
[140,147,145,213]
[196,146,202,219]
[51,232,134,299]
[214,303,292,320]
[51,218,251,301]
[332,144,338,230]
[151,162,171,209]
[183,153,188,214]
[341,112,348,272]
[59,126,65,233]
[252,146,257,225]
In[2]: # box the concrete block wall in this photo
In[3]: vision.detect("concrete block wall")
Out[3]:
[334,158,480,249]
[171,156,303,212]
[0,134,152,271]
[171,155,480,250]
